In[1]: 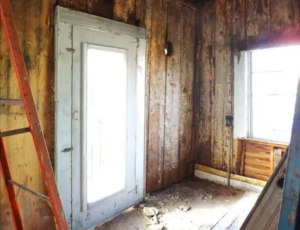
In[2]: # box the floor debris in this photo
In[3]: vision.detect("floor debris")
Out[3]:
[143,207,159,217]
[95,178,259,230]
[179,205,191,212]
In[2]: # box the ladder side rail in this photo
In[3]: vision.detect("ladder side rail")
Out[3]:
[0,1,69,229]
[0,138,24,230]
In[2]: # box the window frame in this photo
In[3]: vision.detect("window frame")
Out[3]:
[234,49,297,143]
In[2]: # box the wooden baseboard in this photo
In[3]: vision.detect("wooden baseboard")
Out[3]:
[195,164,267,187]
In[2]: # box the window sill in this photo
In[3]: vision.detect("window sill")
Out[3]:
[237,137,288,148]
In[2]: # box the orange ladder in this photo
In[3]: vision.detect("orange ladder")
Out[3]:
[0,0,69,229]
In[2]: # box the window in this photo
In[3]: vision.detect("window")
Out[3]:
[85,45,127,203]
[234,46,300,143]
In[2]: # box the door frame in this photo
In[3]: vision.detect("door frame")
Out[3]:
[54,6,147,228]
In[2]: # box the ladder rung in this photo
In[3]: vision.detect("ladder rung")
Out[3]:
[0,98,23,106]
[0,127,30,138]
[8,180,50,202]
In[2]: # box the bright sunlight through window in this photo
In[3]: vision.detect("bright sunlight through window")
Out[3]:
[86,45,127,203]
[250,46,300,143]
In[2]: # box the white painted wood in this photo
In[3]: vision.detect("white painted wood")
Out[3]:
[136,39,147,198]
[54,20,73,227]
[81,43,88,212]
[194,170,263,193]
[234,52,250,138]
[55,6,146,230]
[56,6,146,39]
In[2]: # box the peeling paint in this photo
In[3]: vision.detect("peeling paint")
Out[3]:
[196,0,299,173]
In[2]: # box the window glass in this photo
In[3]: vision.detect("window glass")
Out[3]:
[86,45,127,203]
[251,46,300,143]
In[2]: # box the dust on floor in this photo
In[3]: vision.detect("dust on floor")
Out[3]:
[94,178,259,230]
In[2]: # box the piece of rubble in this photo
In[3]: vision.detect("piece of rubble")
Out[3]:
[143,207,159,217]
[146,224,164,230]
[179,205,191,212]
[158,201,164,207]
[135,203,146,209]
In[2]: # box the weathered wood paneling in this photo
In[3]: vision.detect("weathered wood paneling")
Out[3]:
[0,1,55,229]
[146,0,167,192]
[56,1,195,195]
[163,2,181,188]
[0,0,195,228]
[196,1,215,166]
[180,4,195,179]
[195,0,300,173]
[236,139,288,181]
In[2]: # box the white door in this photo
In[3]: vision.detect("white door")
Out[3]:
[55,7,146,230]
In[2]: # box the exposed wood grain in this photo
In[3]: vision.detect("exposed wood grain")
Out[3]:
[213,0,226,170]
[0,0,55,229]
[238,138,288,148]
[246,142,272,153]
[233,0,246,43]
[258,0,270,37]
[245,152,270,161]
[245,158,270,169]
[196,0,297,180]
[212,0,233,171]
[238,139,286,180]
[240,141,246,175]
[246,149,270,155]
[270,146,274,173]
[163,2,181,188]
[213,48,231,170]
[0,1,196,228]
[56,0,196,196]
[136,0,145,26]
[179,4,195,179]
[246,0,271,40]
[146,0,167,192]
[58,0,86,11]
[75,0,87,11]
[271,0,294,32]
[195,164,267,186]
[245,165,271,176]
[246,0,259,37]
[57,0,69,7]
[244,170,270,181]
[114,0,136,24]
[196,1,215,166]
[87,0,114,18]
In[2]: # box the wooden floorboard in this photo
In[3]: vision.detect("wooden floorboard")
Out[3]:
[211,193,258,230]
[96,178,259,230]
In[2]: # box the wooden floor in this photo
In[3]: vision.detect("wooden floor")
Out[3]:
[94,178,259,230]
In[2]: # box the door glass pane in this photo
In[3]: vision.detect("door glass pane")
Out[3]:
[86,45,127,204]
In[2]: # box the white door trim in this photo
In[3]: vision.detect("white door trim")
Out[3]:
[54,6,147,229]
[55,6,146,39]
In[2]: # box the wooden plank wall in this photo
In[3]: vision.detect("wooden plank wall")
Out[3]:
[237,139,287,181]
[195,0,300,173]
[0,1,55,229]
[0,0,195,229]
[57,0,196,194]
